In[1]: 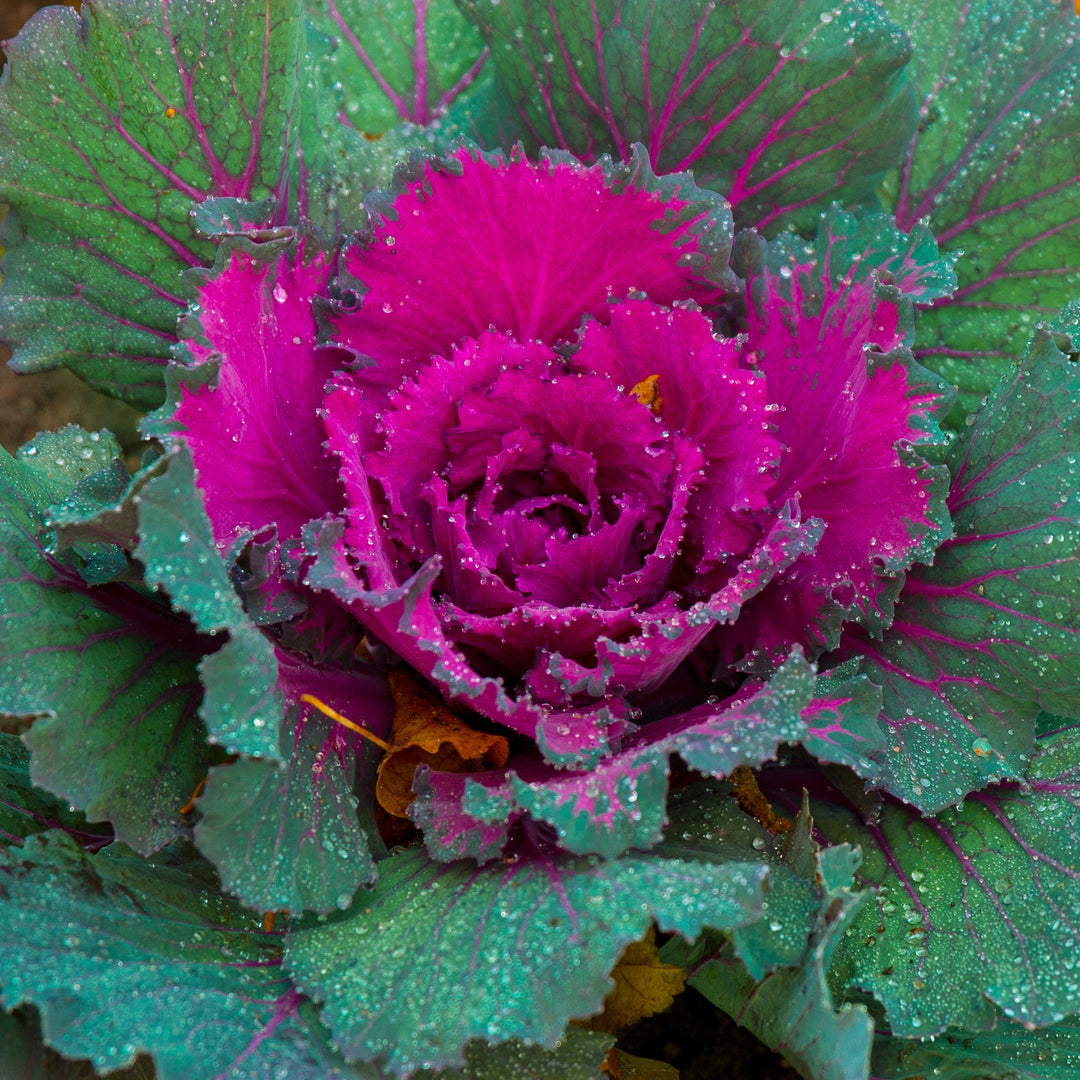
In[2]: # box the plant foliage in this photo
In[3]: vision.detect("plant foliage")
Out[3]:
[3,0,1080,1077]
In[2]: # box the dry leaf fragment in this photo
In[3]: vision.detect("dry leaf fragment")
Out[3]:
[376,668,510,817]
[602,1048,680,1080]
[585,926,687,1034]
[730,764,791,835]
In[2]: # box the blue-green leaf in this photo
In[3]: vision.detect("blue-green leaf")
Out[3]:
[661,784,873,1080]
[193,703,379,915]
[882,0,1080,417]
[0,832,381,1080]
[0,432,207,854]
[871,1012,1080,1079]
[810,730,1080,1034]
[846,321,1080,812]
[0,0,305,405]
[134,446,283,759]
[458,0,917,233]
[287,845,769,1073]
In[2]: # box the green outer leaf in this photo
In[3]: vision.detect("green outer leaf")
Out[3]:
[15,427,122,505]
[884,0,1080,418]
[135,445,283,759]
[801,662,887,781]
[0,435,207,854]
[286,845,769,1074]
[659,784,821,978]
[812,731,1080,1035]
[297,0,501,221]
[741,203,960,314]
[687,937,872,1080]
[660,785,872,1080]
[0,832,380,1080]
[440,1029,616,1080]
[195,631,283,756]
[0,0,303,406]
[509,746,671,859]
[303,0,487,132]
[14,426,132,583]
[193,707,376,915]
[0,734,103,848]
[46,456,136,584]
[848,324,1080,813]
[458,0,917,234]
[672,648,817,780]
[871,1013,1080,1079]
[135,444,254,634]
[0,1005,156,1080]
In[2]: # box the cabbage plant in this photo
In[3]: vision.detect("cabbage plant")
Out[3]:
[2,1,1080,1078]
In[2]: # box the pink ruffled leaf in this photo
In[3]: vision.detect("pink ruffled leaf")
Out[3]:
[414,651,815,865]
[169,234,348,554]
[638,649,816,779]
[724,211,955,664]
[526,503,823,707]
[329,144,734,385]
[572,298,780,570]
[302,517,547,741]
[838,319,1080,813]
[409,768,517,865]
[532,699,633,768]
[359,333,557,554]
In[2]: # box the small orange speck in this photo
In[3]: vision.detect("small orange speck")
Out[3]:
[165,106,177,118]
[263,912,275,932]
[629,373,664,415]
[362,130,383,141]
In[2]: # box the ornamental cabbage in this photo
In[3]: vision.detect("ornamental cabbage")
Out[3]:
[172,143,951,861]
[5,0,1080,1077]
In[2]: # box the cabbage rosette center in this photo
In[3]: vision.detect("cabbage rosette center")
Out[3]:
[171,145,951,862]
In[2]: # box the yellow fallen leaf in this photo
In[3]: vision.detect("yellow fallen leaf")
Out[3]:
[585,926,687,1034]
[376,668,510,817]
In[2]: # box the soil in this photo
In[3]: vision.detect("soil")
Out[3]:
[619,988,803,1079]
[0,349,143,456]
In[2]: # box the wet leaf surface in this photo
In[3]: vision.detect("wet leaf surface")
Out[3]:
[0,832,381,1080]
[287,844,770,1074]
[845,320,1080,812]
[884,0,1080,417]
[0,0,304,405]
[0,432,207,853]
[459,0,917,233]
